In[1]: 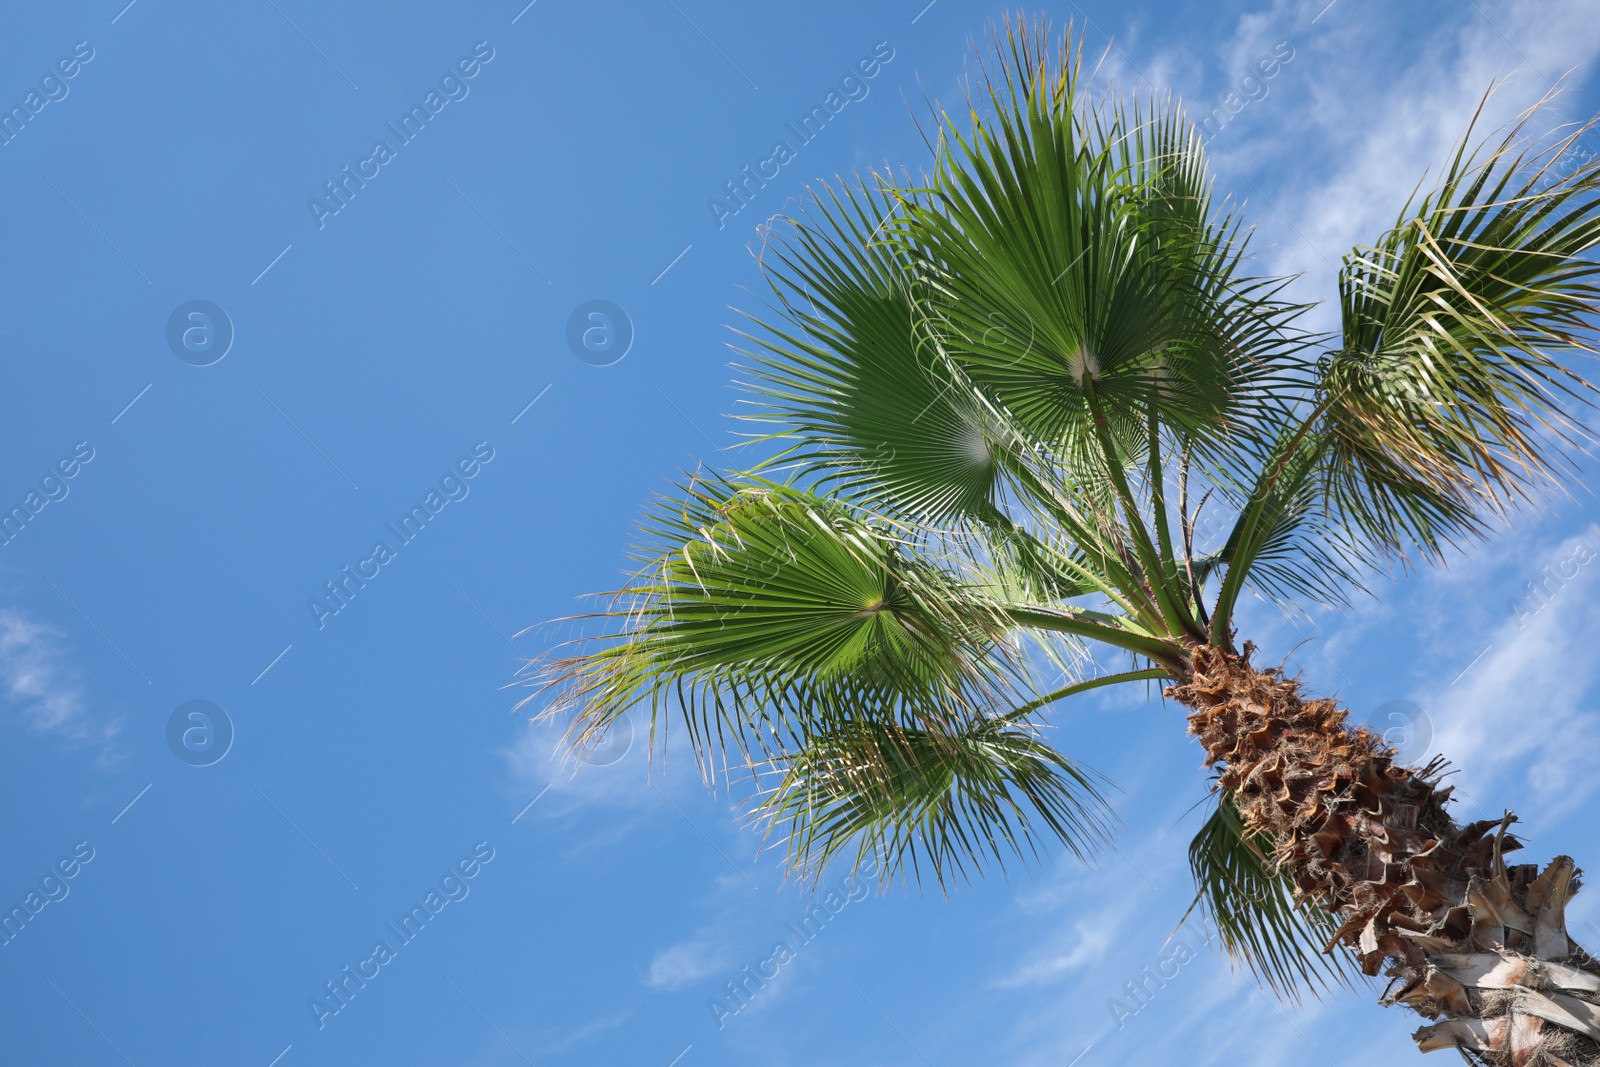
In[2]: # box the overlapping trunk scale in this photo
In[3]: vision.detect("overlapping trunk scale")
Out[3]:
[1172,645,1600,1065]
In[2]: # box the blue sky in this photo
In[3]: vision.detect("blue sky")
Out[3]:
[2,1,1598,1065]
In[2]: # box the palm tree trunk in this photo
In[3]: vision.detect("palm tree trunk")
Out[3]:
[1171,644,1600,1065]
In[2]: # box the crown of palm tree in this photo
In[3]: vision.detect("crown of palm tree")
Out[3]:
[536,18,1600,1001]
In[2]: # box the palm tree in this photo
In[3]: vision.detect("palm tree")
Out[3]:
[538,21,1600,1064]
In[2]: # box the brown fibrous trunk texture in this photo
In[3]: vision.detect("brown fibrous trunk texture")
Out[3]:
[1170,644,1600,1066]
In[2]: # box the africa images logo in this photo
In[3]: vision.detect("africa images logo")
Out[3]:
[307,42,496,230]
[0,441,95,548]
[707,859,875,1029]
[0,40,95,149]
[307,441,495,629]
[308,842,495,1029]
[706,40,895,231]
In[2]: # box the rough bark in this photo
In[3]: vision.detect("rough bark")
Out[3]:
[1171,644,1600,1065]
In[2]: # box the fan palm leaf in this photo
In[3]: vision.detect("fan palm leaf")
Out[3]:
[539,17,1600,1038]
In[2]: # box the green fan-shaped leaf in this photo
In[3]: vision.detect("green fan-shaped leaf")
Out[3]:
[540,473,1024,773]
[757,707,1116,888]
[891,36,1300,463]
[737,178,1004,524]
[1325,101,1600,561]
[1186,790,1356,1001]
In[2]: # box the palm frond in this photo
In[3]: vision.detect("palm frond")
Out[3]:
[1324,95,1600,561]
[1206,425,1363,638]
[1186,789,1357,1000]
[736,177,1003,525]
[538,472,1031,779]
[883,23,1320,640]
[756,707,1116,888]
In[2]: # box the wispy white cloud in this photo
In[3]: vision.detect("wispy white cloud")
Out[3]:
[500,709,664,812]
[1422,526,1600,819]
[990,899,1134,989]
[0,608,120,759]
[645,937,728,990]
[1232,0,1600,317]
[532,1010,630,1056]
